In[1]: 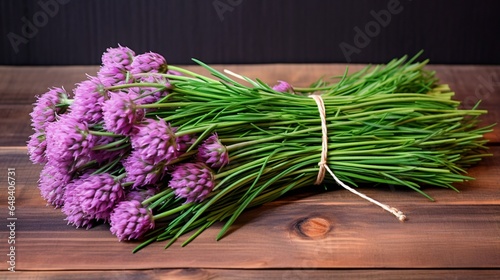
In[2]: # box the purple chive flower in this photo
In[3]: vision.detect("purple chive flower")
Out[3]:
[30,87,70,132]
[272,80,294,93]
[110,199,155,241]
[101,45,135,68]
[98,45,136,86]
[73,173,125,221]
[27,132,47,164]
[169,162,215,203]
[62,181,95,229]
[197,134,229,169]
[69,76,108,124]
[102,91,145,136]
[123,150,167,188]
[130,118,177,164]
[45,115,95,168]
[38,162,72,208]
[97,65,129,87]
[130,52,168,75]
[125,185,158,202]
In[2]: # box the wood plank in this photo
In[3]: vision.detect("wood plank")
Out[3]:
[1,65,499,144]
[0,105,33,146]
[2,269,500,280]
[1,147,499,271]
[0,66,100,105]
[13,204,500,270]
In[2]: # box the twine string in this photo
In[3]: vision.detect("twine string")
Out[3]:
[309,95,328,185]
[308,94,407,222]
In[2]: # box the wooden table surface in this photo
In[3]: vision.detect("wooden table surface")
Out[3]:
[0,63,499,279]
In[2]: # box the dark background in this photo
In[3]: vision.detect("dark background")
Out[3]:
[1,0,499,65]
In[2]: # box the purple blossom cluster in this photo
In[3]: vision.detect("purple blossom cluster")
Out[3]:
[98,45,135,86]
[27,45,231,242]
[62,172,124,227]
[197,133,229,169]
[103,91,145,135]
[28,87,70,164]
[272,80,294,93]
[169,162,216,203]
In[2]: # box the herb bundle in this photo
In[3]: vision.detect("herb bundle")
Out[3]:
[28,46,494,252]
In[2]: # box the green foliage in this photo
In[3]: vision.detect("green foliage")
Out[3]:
[124,54,494,252]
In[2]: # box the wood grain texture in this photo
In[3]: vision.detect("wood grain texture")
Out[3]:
[0,64,499,146]
[0,64,498,278]
[0,147,498,272]
[2,269,500,280]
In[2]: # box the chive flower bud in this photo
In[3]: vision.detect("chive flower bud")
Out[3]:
[169,162,215,203]
[123,150,167,188]
[101,45,135,69]
[27,132,47,164]
[197,134,229,168]
[102,91,145,136]
[110,200,155,241]
[272,80,294,93]
[73,173,125,221]
[98,45,136,86]
[130,52,168,75]
[62,180,94,229]
[38,162,71,208]
[30,87,70,132]
[131,118,177,164]
[45,115,95,168]
[69,76,108,124]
